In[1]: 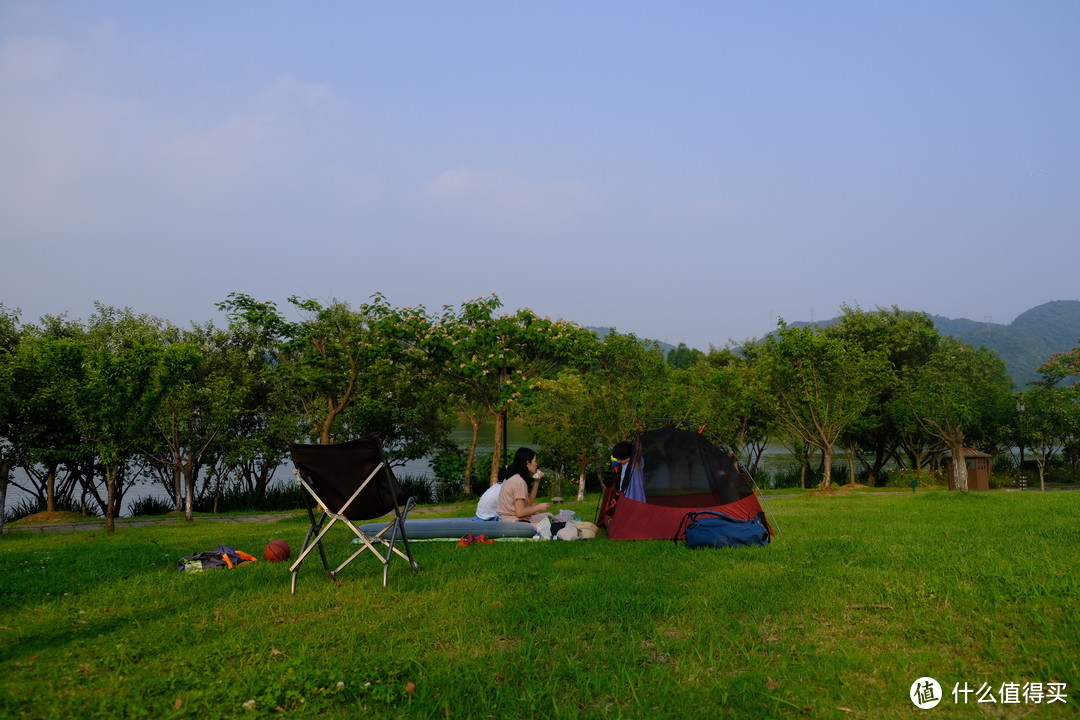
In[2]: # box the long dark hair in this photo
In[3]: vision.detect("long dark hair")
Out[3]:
[498,447,536,482]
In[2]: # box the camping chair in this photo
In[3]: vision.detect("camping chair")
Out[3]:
[288,435,419,594]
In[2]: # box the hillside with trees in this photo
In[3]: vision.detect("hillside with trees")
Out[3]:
[790,301,1080,387]
[930,300,1080,387]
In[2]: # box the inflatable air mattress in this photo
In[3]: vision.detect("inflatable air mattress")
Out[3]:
[358,518,537,540]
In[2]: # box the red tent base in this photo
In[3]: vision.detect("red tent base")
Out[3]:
[604,492,767,541]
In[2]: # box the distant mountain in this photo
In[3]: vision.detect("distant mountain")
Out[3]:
[793,301,1080,387]
[931,301,1080,387]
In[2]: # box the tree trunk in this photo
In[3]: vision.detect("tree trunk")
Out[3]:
[184,464,196,522]
[45,462,58,513]
[105,465,118,534]
[464,416,481,493]
[256,458,274,495]
[0,458,10,533]
[576,458,587,502]
[742,440,766,476]
[821,446,833,488]
[949,444,969,491]
[490,409,506,485]
[172,465,183,509]
[868,446,887,486]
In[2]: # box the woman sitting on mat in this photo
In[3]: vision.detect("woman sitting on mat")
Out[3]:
[496,447,550,522]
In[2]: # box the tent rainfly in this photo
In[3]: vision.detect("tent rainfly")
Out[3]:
[597,425,771,541]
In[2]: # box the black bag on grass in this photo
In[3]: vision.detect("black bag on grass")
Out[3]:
[675,511,770,549]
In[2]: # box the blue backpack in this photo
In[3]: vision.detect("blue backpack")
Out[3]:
[675,510,771,549]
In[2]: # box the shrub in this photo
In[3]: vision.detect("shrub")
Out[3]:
[192,483,304,513]
[127,495,175,517]
[3,497,43,524]
[763,463,810,489]
[260,483,305,511]
[992,454,1016,474]
[429,449,496,500]
[433,482,471,503]
[396,474,434,504]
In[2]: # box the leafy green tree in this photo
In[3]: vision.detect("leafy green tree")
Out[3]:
[757,322,890,488]
[824,305,941,484]
[68,306,179,532]
[582,330,670,446]
[213,313,294,499]
[336,366,454,472]
[1016,385,1080,490]
[675,345,772,473]
[10,315,87,513]
[419,296,596,486]
[0,305,22,530]
[1037,343,1080,391]
[522,372,607,502]
[143,323,242,521]
[218,294,450,481]
[666,342,705,370]
[217,293,398,445]
[498,326,676,500]
[888,389,941,472]
[348,301,462,472]
[519,330,677,496]
[894,337,1014,491]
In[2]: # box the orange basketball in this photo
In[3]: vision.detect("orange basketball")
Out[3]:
[264,539,291,562]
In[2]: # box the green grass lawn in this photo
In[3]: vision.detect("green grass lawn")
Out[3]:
[1,491,1077,719]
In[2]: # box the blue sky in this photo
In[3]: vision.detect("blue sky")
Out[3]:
[2,1,1078,349]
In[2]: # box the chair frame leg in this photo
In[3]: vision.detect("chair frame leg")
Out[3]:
[289,462,421,593]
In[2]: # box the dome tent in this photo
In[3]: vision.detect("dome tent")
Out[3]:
[597,424,771,541]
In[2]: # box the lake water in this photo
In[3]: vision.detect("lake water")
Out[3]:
[3,421,799,517]
[1,420,528,516]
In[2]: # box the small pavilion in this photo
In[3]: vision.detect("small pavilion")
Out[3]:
[944,448,993,491]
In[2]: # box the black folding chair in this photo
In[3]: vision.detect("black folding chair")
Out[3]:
[288,435,419,594]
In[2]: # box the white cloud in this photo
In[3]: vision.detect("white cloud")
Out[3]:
[0,32,347,243]
[424,167,597,230]
[0,35,143,235]
[0,34,76,87]
[155,111,289,196]
[257,73,335,109]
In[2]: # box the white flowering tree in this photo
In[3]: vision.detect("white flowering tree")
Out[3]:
[418,295,596,488]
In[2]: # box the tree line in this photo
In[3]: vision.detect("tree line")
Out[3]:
[2,296,1078,532]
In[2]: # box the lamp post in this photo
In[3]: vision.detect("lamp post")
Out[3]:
[1016,399,1026,491]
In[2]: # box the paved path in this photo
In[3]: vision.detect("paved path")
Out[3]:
[1,512,301,534]
[1,503,465,534]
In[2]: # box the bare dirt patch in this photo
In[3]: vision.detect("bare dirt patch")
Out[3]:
[11,511,91,524]
[802,486,850,498]
[802,483,874,498]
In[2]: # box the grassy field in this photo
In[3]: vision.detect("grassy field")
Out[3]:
[1,490,1077,719]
